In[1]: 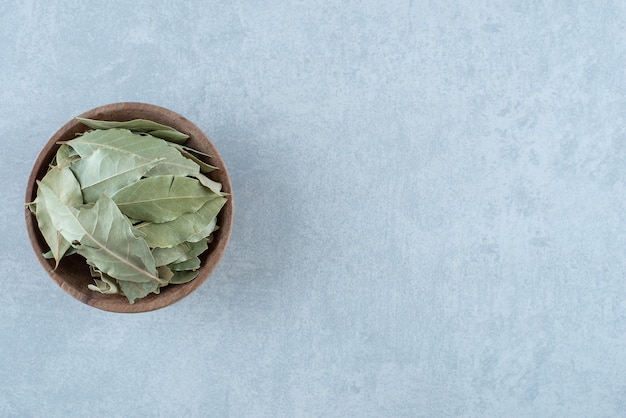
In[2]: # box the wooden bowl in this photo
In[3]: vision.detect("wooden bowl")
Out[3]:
[25,102,234,313]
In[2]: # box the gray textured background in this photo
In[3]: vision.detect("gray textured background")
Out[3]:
[2,1,626,416]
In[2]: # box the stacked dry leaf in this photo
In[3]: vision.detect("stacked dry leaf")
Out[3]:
[27,118,227,304]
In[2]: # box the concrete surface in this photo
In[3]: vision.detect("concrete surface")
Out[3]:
[1,1,625,416]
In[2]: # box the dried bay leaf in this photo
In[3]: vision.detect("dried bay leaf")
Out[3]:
[169,270,199,285]
[194,173,225,196]
[70,148,160,203]
[168,256,201,272]
[144,149,198,178]
[65,129,198,178]
[111,175,216,223]
[73,197,161,284]
[32,166,83,267]
[43,247,77,259]
[157,265,174,282]
[36,225,66,266]
[86,266,119,295]
[38,184,160,284]
[152,239,208,267]
[41,164,83,206]
[169,143,213,158]
[88,277,119,295]
[54,144,80,169]
[177,148,218,173]
[152,242,193,266]
[172,239,208,264]
[186,215,218,244]
[145,129,188,143]
[37,182,86,243]
[76,117,189,143]
[136,196,226,248]
[117,279,160,304]
[31,119,228,304]
[88,264,103,278]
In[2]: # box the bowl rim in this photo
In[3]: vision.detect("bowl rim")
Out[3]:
[24,102,234,313]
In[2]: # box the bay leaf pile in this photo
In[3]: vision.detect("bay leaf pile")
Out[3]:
[27,118,227,304]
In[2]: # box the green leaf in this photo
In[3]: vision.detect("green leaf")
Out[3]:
[157,265,174,282]
[152,239,208,267]
[111,175,216,223]
[82,129,199,177]
[87,265,121,294]
[70,148,160,203]
[27,200,37,214]
[38,185,160,284]
[88,279,119,294]
[88,277,119,294]
[44,247,77,259]
[54,144,80,170]
[168,256,201,271]
[194,173,225,196]
[32,118,229,305]
[178,148,218,173]
[185,215,218,243]
[66,129,198,179]
[136,196,226,248]
[87,269,119,295]
[152,242,193,266]
[146,129,189,143]
[173,239,208,264]
[34,166,83,267]
[76,117,189,143]
[88,264,101,278]
[117,279,160,304]
[169,143,212,158]
[41,165,84,208]
[169,270,199,285]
